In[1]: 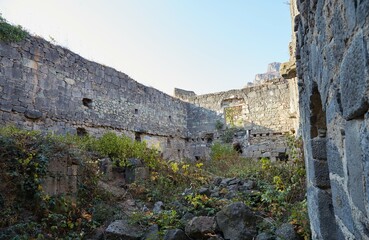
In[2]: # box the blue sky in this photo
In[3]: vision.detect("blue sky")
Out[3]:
[0,0,291,95]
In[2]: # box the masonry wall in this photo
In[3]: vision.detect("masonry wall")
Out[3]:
[295,0,369,239]
[0,36,189,160]
[177,78,297,160]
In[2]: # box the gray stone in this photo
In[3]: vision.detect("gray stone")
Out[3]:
[153,201,164,214]
[242,180,256,190]
[306,186,338,240]
[215,202,257,240]
[24,109,42,119]
[345,120,366,212]
[327,141,344,177]
[213,177,222,186]
[163,229,190,240]
[275,223,301,240]
[199,187,211,196]
[339,30,369,120]
[185,216,216,239]
[330,180,355,233]
[99,158,113,180]
[311,158,330,188]
[143,224,159,240]
[12,105,26,113]
[256,232,275,240]
[105,219,143,240]
[310,137,327,160]
[180,212,195,227]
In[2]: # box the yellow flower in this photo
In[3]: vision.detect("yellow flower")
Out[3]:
[195,163,203,168]
[170,162,179,173]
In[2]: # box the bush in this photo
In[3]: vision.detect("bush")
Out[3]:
[0,14,28,42]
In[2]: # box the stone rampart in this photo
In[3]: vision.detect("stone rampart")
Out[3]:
[0,36,190,160]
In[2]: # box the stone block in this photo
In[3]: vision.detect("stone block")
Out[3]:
[12,105,26,113]
[339,30,369,120]
[327,141,344,177]
[307,186,338,240]
[311,158,330,188]
[311,137,327,160]
[330,180,355,233]
[345,120,366,213]
[24,109,43,119]
[361,116,369,214]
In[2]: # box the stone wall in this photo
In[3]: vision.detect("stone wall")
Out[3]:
[0,35,189,160]
[294,0,369,238]
[0,34,299,163]
[176,78,297,160]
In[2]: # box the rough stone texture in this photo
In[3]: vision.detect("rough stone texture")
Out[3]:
[275,223,301,240]
[215,202,257,240]
[185,216,216,239]
[105,220,143,240]
[339,30,369,120]
[254,62,281,84]
[163,229,191,240]
[293,0,369,238]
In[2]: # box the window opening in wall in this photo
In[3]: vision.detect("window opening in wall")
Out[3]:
[82,98,93,109]
[167,138,171,147]
[134,109,138,114]
[169,116,172,121]
[135,132,141,142]
[177,149,181,158]
[76,127,87,136]
[310,85,327,138]
[233,142,243,154]
[201,138,205,141]
[195,156,200,161]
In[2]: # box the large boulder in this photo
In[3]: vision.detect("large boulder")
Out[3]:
[163,229,191,240]
[216,202,258,240]
[105,219,143,240]
[185,216,217,239]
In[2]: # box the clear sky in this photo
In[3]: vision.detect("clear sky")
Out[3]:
[0,0,291,95]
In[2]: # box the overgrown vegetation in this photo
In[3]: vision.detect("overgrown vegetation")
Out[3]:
[0,14,28,42]
[0,126,101,239]
[0,126,309,239]
[207,136,310,238]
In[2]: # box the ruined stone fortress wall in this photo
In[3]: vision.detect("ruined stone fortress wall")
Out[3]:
[0,34,298,162]
[294,0,369,239]
[176,78,297,160]
[0,35,190,160]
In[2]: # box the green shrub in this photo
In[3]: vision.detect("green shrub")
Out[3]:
[0,14,28,42]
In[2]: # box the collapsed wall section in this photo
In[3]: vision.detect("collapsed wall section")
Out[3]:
[0,36,189,160]
[294,0,369,238]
